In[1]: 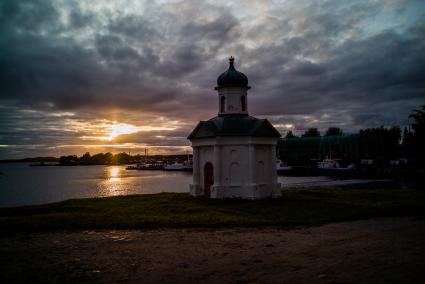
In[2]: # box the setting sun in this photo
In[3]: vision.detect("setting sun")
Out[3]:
[106,123,140,141]
[96,121,178,141]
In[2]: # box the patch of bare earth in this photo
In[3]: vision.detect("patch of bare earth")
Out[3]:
[1,217,424,283]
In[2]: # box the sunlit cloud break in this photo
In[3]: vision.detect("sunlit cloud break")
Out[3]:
[80,122,177,141]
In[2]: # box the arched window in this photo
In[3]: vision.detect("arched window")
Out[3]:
[220,96,226,113]
[241,95,246,112]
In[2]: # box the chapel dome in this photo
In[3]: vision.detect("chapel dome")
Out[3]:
[216,56,249,88]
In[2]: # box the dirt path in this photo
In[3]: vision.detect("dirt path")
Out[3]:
[1,217,424,283]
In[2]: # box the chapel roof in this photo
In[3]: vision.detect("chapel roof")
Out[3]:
[187,115,281,139]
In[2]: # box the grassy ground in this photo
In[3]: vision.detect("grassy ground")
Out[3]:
[1,184,425,233]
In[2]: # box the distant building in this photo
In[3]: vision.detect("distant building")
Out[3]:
[188,57,281,199]
[278,131,401,166]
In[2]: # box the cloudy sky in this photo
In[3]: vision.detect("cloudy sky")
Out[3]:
[0,0,424,158]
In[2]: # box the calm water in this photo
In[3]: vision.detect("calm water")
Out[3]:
[0,163,336,207]
[0,163,193,207]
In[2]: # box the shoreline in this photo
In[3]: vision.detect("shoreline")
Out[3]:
[1,184,425,233]
[0,177,411,209]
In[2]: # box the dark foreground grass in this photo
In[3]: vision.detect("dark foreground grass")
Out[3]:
[1,186,425,233]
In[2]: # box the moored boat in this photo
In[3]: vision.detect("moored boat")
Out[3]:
[276,159,292,174]
[126,162,163,170]
[163,155,193,171]
[317,159,356,176]
[163,162,193,171]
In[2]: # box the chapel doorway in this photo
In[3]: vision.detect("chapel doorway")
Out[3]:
[204,162,214,197]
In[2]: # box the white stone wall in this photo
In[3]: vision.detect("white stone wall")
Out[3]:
[190,137,281,199]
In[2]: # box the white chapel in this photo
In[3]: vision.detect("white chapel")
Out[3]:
[188,57,281,199]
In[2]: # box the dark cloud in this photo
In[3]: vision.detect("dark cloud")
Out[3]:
[1,0,424,158]
[113,130,190,146]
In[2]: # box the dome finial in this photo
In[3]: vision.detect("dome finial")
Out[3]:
[228,56,235,69]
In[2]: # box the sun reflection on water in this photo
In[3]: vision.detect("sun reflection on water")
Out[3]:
[98,166,127,196]
[94,165,191,198]
[109,167,121,182]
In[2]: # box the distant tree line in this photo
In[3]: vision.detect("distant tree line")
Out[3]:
[59,152,133,165]
[0,157,59,163]
[286,126,344,139]
[59,152,191,165]
[278,105,425,166]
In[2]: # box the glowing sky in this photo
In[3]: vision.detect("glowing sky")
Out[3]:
[1,0,424,158]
